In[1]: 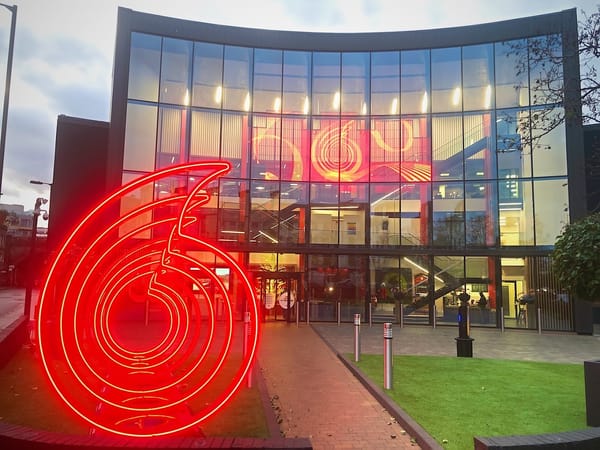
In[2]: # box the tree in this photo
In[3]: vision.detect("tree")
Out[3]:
[501,6,600,152]
[551,212,600,301]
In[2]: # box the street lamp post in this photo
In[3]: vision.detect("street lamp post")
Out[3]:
[24,196,47,318]
[0,3,17,195]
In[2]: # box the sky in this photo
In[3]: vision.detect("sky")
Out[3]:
[0,0,598,214]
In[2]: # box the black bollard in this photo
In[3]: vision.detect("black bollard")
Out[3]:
[455,291,474,357]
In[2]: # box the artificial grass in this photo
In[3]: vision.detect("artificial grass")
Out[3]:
[0,345,270,438]
[353,355,587,450]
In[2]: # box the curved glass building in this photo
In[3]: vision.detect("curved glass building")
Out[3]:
[106,7,585,331]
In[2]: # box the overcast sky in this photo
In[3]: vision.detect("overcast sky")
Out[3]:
[0,0,597,213]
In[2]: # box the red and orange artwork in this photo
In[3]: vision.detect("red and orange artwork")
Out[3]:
[252,118,431,183]
[36,162,260,437]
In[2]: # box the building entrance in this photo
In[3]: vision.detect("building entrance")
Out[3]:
[255,273,300,322]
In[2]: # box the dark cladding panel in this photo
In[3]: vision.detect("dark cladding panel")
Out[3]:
[50,115,109,251]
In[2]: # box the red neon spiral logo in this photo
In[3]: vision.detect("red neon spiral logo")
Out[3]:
[36,162,261,438]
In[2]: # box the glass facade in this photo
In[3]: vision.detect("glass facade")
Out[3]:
[115,10,580,331]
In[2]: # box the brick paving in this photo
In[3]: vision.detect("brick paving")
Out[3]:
[258,322,420,449]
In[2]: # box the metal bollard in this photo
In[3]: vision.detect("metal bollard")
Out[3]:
[400,303,404,328]
[296,301,299,327]
[337,301,341,326]
[384,323,393,390]
[500,306,505,332]
[369,303,373,328]
[433,304,437,329]
[354,313,361,362]
[307,300,310,325]
[537,308,542,334]
[243,311,252,388]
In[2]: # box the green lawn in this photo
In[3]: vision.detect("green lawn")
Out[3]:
[353,355,587,450]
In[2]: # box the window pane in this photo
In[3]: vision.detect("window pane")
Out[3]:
[128,32,161,102]
[534,178,569,245]
[431,47,461,113]
[281,117,309,181]
[495,39,529,108]
[499,179,534,246]
[371,51,400,115]
[340,183,367,245]
[433,181,464,248]
[251,114,281,179]
[311,117,340,182]
[371,183,400,246]
[466,181,497,247]
[123,102,157,172]
[312,52,340,115]
[192,42,223,108]
[341,52,369,115]
[370,118,401,182]
[401,50,430,114]
[529,34,563,107]
[401,182,429,246]
[280,181,307,244]
[221,112,250,178]
[340,119,368,182]
[497,108,532,178]
[253,49,282,113]
[190,110,220,161]
[282,51,311,114]
[249,180,280,244]
[402,116,431,178]
[223,46,252,111]
[156,105,188,169]
[219,179,247,242]
[531,107,567,177]
[462,44,493,111]
[310,182,339,244]
[464,112,495,179]
[160,38,192,105]
[432,114,463,181]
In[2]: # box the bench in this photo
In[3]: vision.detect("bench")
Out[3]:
[474,427,600,449]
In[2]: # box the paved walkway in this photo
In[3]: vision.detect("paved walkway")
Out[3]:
[258,322,419,449]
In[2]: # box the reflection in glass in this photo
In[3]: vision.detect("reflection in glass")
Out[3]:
[156,105,188,169]
[466,181,497,246]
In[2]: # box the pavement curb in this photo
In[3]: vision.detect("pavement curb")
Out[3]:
[311,324,442,450]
